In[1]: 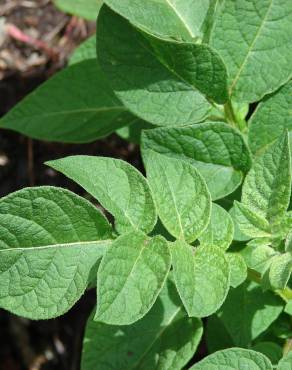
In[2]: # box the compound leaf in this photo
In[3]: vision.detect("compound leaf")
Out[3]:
[0,61,135,143]
[190,348,273,370]
[0,187,112,320]
[210,0,292,103]
[82,279,203,370]
[47,156,157,235]
[141,122,251,200]
[171,241,230,317]
[97,6,228,126]
[218,282,283,347]
[95,232,171,325]
[199,203,234,250]
[145,152,211,242]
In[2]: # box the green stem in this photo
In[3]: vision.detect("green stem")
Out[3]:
[224,99,247,132]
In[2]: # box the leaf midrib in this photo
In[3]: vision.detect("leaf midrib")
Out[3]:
[129,306,182,369]
[165,0,195,38]
[230,0,274,95]
[0,239,112,253]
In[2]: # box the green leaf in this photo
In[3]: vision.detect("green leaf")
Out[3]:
[210,0,292,103]
[0,61,135,143]
[245,244,276,274]
[144,152,211,242]
[226,253,247,288]
[95,232,171,325]
[54,0,102,20]
[190,348,273,370]
[97,6,228,126]
[82,279,203,370]
[229,206,250,242]
[218,282,283,347]
[199,203,234,250]
[116,120,154,144]
[171,241,230,317]
[69,36,96,65]
[141,122,251,200]
[47,156,157,235]
[105,0,217,40]
[0,187,112,319]
[242,132,291,230]
[252,342,283,365]
[233,201,271,238]
[249,81,292,155]
[284,300,292,315]
[285,230,292,252]
[262,253,292,290]
[277,352,292,370]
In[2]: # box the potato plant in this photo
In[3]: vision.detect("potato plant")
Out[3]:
[0,0,292,368]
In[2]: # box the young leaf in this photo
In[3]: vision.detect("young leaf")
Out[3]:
[190,348,273,370]
[171,241,230,317]
[285,229,292,252]
[233,201,271,238]
[242,132,291,229]
[95,232,171,325]
[210,0,292,103]
[0,187,112,320]
[245,244,276,274]
[141,122,252,200]
[54,0,102,20]
[82,279,203,370]
[226,253,247,288]
[218,282,283,347]
[97,6,228,126]
[277,351,292,370]
[104,0,216,40]
[262,253,292,290]
[144,152,211,242]
[0,61,135,143]
[199,203,234,250]
[249,81,292,155]
[69,36,96,65]
[47,156,157,235]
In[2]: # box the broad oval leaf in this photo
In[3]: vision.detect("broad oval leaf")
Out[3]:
[249,80,292,155]
[242,132,291,230]
[210,0,292,103]
[95,232,171,325]
[47,156,157,235]
[0,60,135,143]
[0,187,112,319]
[105,0,215,41]
[82,279,203,370]
[263,253,292,290]
[252,342,282,365]
[54,0,102,20]
[190,348,273,370]
[141,122,252,200]
[97,6,228,126]
[144,152,211,242]
[199,203,234,250]
[218,282,283,347]
[171,241,230,317]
